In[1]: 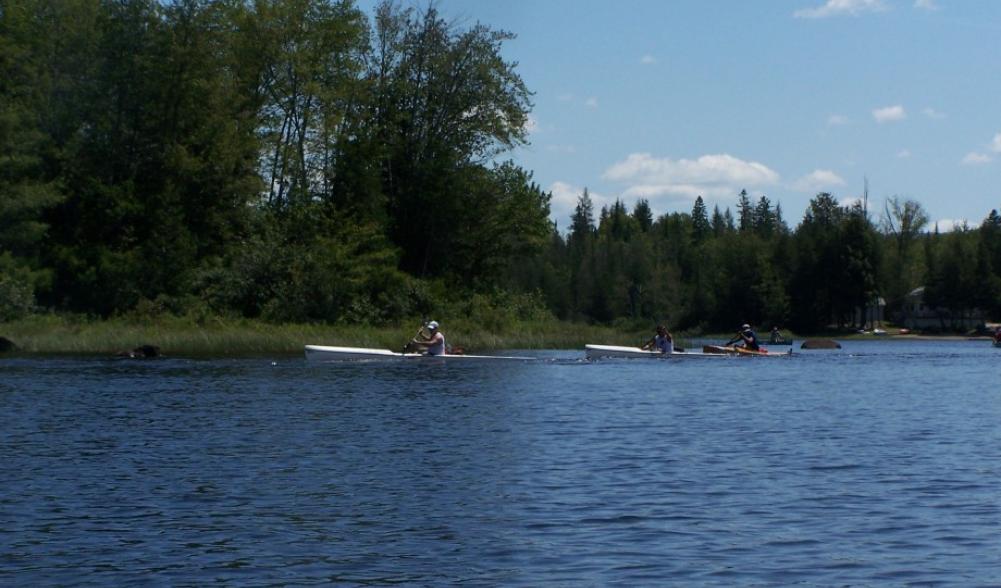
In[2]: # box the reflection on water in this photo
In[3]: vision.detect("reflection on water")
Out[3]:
[2,340,1000,585]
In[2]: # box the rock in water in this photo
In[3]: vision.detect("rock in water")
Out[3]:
[800,339,841,350]
[115,344,162,358]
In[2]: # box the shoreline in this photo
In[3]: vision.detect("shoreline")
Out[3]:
[0,316,994,357]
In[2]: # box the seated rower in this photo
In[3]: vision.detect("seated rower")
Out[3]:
[727,323,760,351]
[411,320,446,356]
[641,325,674,354]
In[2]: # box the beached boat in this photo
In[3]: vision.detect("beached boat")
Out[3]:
[584,344,731,360]
[304,344,533,362]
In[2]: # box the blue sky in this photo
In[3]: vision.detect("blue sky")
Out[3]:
[364,0,1001,231]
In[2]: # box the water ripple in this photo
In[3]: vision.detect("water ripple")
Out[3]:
[2,341,1001,585]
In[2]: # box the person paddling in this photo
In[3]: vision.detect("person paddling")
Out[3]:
[727,323,760,351]
[641,324,674,354]
[411,320,446,356]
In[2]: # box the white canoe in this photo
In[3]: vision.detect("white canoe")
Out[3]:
[584,344,731,360]
[304,344,533,362]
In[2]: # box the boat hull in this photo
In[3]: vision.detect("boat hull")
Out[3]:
[703,344,790,356]
[304,345,532,361]
[584,344,730,359]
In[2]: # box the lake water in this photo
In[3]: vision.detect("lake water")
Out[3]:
[2,340,1000,586]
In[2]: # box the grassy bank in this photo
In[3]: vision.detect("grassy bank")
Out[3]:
[11,315,969,357]
[0,315,679,356]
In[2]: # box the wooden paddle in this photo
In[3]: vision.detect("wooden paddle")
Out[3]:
[404,322,429,353]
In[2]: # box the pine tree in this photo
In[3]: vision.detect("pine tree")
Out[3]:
[632,199,653,232]
[691,196,710,242]
[736,189,753,232]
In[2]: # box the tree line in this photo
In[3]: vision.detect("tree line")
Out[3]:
[531,190,1001,333]
[1,0,998,332]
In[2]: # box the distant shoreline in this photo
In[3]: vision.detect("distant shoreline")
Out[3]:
[0,316,994,356]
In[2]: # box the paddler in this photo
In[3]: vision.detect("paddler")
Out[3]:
[641,324,673,354]
[727,323,760,351]
[411,320,446,356]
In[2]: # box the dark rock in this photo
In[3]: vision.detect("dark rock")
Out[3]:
[800,339,841,350]
[116,344,161,358]
[0,337,16,353]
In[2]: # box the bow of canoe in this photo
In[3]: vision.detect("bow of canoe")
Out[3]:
[304,345,533,361]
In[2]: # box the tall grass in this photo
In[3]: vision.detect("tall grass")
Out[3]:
[0,314,692,356]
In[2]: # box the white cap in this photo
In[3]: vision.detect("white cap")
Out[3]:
[741,323,750,330]
[427,321,439,330]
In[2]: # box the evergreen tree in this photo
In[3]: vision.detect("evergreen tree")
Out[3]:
[570,189,595,242]
[710,204,727,237]
[691,196,710,242]
[835,204,879,328]
[753,196,775,237]
[972,235,1001,318]
[568,189,596,318]
[723,208,736,232]
[981,209,1001,278]
[788,193,844,331]
[632,198,653,232]
[736,189,753,232]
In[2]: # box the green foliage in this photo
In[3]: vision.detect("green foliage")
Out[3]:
[436,162,552,284]
[691,197,710,243]
[194,207,410,324]
[0,253,36,321]
[454,290,553,333]
[368,2,533,277]
[2,1,999,334]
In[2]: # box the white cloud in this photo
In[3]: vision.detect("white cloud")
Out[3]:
[922,107,946,119]
[991,132,1001,152]
[640,54,657,65]
[962,152,991,165]
[584,97,598,109]
[935,218,970,233]
[897,149,911,158]
[914,0,938,11]
[873,105,906,123]
[827,114,850,126]
[621,184,706,200]
[840,196,863,208]
[791,169,847,192]
[602,153,780,205]
[604,152,776,186]
[794,0,887,19]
